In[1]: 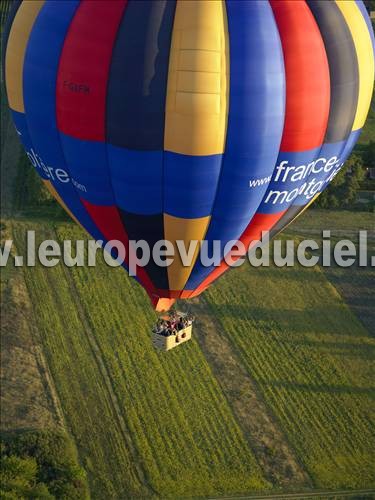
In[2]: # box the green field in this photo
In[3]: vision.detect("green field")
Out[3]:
[9,221,268,498]
[3,214,373,498]
[204,258,375,489]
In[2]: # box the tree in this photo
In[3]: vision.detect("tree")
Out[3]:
[1,431,89,500]
[0,454,53,499]
[363,140,375,169]
[314,154,365,208]
[363,0,375,13]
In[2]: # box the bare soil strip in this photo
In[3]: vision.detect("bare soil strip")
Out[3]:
[191,297,311,490]
[209,487,375,500]
[1,222,61,431]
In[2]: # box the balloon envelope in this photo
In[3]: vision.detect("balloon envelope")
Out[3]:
[4,0,375,310]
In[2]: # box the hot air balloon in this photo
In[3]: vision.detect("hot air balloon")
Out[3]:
[4,0,375,322]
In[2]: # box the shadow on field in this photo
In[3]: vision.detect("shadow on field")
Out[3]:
[323,265,375,335]
[250,267,326,283]
[257,379,375,398]
[198,303,364,336]
[280,338,375,359]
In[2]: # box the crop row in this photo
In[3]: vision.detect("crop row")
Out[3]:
[13,223,147,499]
[55,223,267,497]
[204,257,375,489]
[14,221,268,498]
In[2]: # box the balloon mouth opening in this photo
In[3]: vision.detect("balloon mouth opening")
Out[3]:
[151,296,176,312]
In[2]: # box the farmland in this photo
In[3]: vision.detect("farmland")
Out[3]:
[10,221,268,498]
[204,256,375,489]
[3,213,373,497]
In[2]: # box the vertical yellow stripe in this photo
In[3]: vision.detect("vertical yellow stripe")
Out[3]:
[164,214,210,291]
[164,0,229,155]
[335,1,375,130]
[163,0,230,290]
[5,1,45,113]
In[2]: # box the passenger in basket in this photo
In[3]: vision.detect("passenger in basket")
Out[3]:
[177,317,184,331]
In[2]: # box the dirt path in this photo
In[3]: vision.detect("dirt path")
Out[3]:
[53,227,154,497]
[191,297,311,490]
[209,487,375,500]
[1,222,62,431]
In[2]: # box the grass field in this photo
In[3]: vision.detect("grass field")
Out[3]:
[2,114,375,499]
[288,210,374,236]
[323,262,375,339]
[11,222,268,498]
[10,222,147,498]
[4,215,373,497]
[1,220,59,431]
[204,257,375,489]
